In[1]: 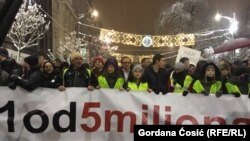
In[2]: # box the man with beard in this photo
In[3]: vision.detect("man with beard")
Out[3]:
[58,52,97,91]
[168,62,193,96]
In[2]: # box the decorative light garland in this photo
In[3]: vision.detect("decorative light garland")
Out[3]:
[99,29,195,47]
[99,29,143,46]
[153,33,195,47]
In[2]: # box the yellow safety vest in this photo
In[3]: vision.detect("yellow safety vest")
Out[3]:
[127,81,148,91]
[225,82,250,94]
[98,75,124,89]
[170,72,193,93]
[192,80,222,94]
[62,68,91,86]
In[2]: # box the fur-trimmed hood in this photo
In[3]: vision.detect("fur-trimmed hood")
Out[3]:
[200,62,221,81]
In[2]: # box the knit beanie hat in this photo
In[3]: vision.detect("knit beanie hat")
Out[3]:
[93,55,104,64]
[174,62,185,71]
[132,64,144,74]
[105,58,118,70]
[70,52,82,61]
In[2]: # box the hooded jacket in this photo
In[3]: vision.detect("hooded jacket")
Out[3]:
[192,62,222,94]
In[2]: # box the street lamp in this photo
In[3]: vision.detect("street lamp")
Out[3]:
[91,9,99,18]
[215,13,239,35]
[215,12,240,59]
[77,9,99,37]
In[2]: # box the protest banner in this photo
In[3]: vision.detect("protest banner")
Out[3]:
[0,87,249,141]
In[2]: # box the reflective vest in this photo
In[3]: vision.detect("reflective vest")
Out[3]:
[98,76,124,89]
[225,82,250,94]
[127,81,148,91]
[170,72,193,93]
[192,80,222,94]
[62,68,91,86]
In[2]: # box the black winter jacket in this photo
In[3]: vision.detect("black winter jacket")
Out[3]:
[42,71,62,88]
[63,65,97,87]
[9,66,44,91]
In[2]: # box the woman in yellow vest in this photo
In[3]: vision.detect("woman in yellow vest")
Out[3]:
[168,62,193,96]
[126,64,152,92]
[97,58,124,90]
[192,62,222,96]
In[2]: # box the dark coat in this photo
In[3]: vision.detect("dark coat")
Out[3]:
[0,69,9,86]
[63,65,97,87]
[228,67,250,94]
[9,66,44,91]
[0,58,22,76]
[42,71,62,88]
[144,66,170,94]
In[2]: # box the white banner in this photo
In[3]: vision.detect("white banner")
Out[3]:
[0,87,249,141]
[175,46,201,65]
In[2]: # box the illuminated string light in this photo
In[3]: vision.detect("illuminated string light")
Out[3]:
[194,29,229,36]
[99,29,195,47]
[214,12,239,35]
[195,33,230,42]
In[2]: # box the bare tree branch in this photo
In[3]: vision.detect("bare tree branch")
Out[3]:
[7,0,50,62]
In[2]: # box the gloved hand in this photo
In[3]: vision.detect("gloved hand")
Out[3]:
[202,91,209,96]
[162,92,167,95]
[232,92,241,98]
[215,91,222,98]
[182,90,189,96]
[248,93,250,99]
[8,82,17,90]
[8,74,18,90]
[10,75,22,85]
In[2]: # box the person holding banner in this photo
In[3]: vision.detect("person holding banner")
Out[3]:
[192,62,222,96]
[97,58,124,90]
[91,55,105,78]
[168,62,193,96]
[42,61,62,88]
[8,55,44,91]
[144,54,169,95]
[126,64,152,92]
[58,52,97,91]
[225,67,250,97]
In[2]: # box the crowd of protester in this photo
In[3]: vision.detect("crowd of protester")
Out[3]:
[0,47,250,97]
